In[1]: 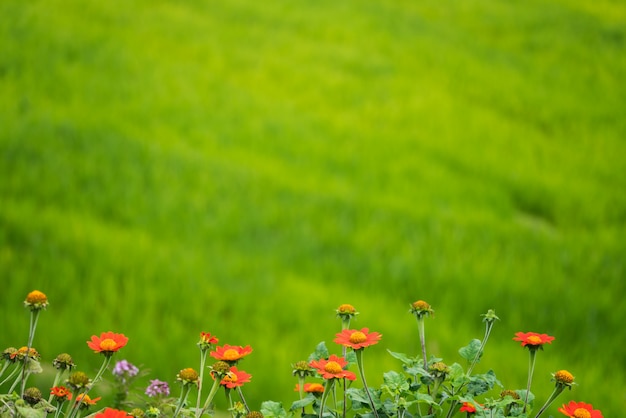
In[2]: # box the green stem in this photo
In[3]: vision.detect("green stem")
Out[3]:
[319,379,335,418]
[196,350,208,417]
[237,386,250,413]
[20,310,41,397]
[201,377,222,415]
[523,349,537,413]
[533,384,565,418]
[466,320,494,377]
[355,349,379,418]
[174,385,191,418]
[48,370,66,402]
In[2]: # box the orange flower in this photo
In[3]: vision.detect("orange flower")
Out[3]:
[199,332,219,345]
[309,354,357,381]
[94,408,130,418]
[459,402,477,413]
[220,366,251,389]
[513,332,555,348]
[75,393,101,408]
[558,401,603,418]
[210,344,253,363]
[334,328,382,350]
[24,290,48,310]
[294,383,325,393]
[87,332,129,355]
[50,386,73,401]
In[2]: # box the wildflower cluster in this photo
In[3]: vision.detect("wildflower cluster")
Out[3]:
[0,291,604,418]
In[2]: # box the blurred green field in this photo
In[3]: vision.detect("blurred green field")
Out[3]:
[1,0,625,416]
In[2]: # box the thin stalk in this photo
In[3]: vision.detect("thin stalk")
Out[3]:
[533,384,566,418]
[318,379,335,418]
[195,350,208,417]
[236,386,250,413]
[201,377,222,415]
[173,385,191,418]
[20,310,41,396]
[355,349,379,418]
[522,350,537,413]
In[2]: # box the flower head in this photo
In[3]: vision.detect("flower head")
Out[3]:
[294,383,325,394]
[246,412,264,418]
[75,393,101,409]
[51,386,73,402]
[24,290,48,311]
[94,408,131,418]
[336,304,359,318]
[145,407,161,418]
[198,332,219,351]
[459,402,477,413]
[87,332,129,356]
[513,332,555,350]
[292,360,314,378]
[66,371,91,390]
[309,354,357,380]
[210,344,253,364]
[2,347,17,362]
[410,300,434,318]
[220,366,252,389]
[10,346,40,361]
[558,401,603,418]
[553,370,575,388]
[334,328,382,350]
[113,360,139,381]
[53,353,76,370]
[145,379,170,397]
[23,387,43,406]
[176,368,199,386]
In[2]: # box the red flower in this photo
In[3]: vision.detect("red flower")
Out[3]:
[558,401,603,418]
[210,344,253,362]
[459,402,477,413]
[334,328,382,350]
[513,332,555,348]
[94,408,131,418]
[220,366,251,388]
[50,386,72,401]
[200,332,219,345]
[309,354,357,380]
[294,383,325,393]
[87,332,129,355]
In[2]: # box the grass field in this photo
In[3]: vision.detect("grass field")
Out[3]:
[1,0,625,416]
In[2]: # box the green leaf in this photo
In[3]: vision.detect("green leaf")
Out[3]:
[289,396,316,411]
[387,350,420,366]
[261,401,288,418]
[308,342,329,362]
[14,405,46,418]
[458,339,482,363]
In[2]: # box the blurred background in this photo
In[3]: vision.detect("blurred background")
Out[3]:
[1,0,625,416]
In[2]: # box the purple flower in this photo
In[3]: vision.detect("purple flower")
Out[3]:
[112,360,139,379]
[146,379,170,397]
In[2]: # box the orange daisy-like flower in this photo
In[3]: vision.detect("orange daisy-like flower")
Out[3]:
[513,332,555,348]
[309,354,357,381]
[200,332,219,345]
[75,393,101,408]
[210,344,253,363]
[50,386,72,401]
[459,402,477,413]
[220,366,252,389]
[334,328,382,350]
[87,332,129,356]
[558,401,603,418]
[294,383,325,393]
[94,408,131,418]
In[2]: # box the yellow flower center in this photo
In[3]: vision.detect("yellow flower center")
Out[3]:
[412,300,430,310]
[26,290,48,304]
[223,371,238,383]
[573,408,591,418]
[349,331,367,344]
[338,304,356,313]
[555,370,574,384]
[324,361,343,374]
[99,339,118,351]
[527,335,542,345]
[223,349,240,360]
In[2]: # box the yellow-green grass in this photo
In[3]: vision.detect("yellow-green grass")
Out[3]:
[1,0,625,415]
